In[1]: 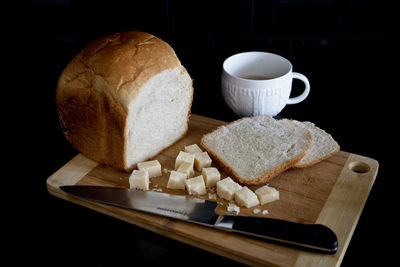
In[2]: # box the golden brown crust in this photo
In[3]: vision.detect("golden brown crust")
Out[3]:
[56,32,180,110]
[56,31,184,170]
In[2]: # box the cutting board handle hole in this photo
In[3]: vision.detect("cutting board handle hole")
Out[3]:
[349,161,370,174]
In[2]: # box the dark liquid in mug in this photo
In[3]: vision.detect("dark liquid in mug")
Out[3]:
[240,74,272,80]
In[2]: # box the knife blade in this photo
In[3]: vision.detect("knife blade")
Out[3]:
[60,185,338,253]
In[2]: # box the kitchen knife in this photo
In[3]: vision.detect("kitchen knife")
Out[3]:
[60,185,338,253]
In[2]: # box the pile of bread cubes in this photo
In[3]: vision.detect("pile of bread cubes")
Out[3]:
[129,143,279,210]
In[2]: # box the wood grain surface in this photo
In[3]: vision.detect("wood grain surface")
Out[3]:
[47,114,378,266]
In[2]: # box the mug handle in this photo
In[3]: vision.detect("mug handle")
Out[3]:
[287,72,310,104]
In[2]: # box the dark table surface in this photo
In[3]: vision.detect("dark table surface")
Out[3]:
[9,1,399,266]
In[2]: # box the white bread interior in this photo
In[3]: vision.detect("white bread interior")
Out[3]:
[126,66,192,168]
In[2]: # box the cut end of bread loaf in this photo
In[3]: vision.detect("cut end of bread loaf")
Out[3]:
[291,120,340,168]
[125,66,192,169]
[201,115,312,185]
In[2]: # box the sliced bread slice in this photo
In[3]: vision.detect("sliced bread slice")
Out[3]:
[200,115,312,185]
[291,120,340,168]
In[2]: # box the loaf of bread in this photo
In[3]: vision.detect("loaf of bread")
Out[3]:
[201,115,312,185]
[291,120,340,168]
[56,31,193,171]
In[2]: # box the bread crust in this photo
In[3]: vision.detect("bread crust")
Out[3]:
[56,31,188,170]
[200,117,312,186]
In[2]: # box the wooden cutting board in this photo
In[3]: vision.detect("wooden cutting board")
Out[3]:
[47,114,378,266]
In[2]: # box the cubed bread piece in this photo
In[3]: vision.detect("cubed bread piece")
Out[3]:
[176,161,194,178]
[184,144,203,154]
[129,170,149,191]
[255,185,279,205]
[167,171,187,190]
[234,186,260,208]
[202,167,221,187]
[217,177,242,201]
[185,175,207,195]
[137,160,162,178]
[175,151,195,169]
[194,152,212,171]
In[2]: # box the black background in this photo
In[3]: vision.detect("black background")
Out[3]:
[9,0,399,265]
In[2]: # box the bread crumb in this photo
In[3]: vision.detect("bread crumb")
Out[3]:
[227,203,240,215]
[163,168,170,174]
[208,186,216,193]
[262,209,269,215]
[208,193,216,200]
[253,208,261,214]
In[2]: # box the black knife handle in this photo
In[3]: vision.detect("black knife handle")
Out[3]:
[216,216,338,253]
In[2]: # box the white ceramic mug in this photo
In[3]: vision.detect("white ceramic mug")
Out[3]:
[221,51,310,117]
